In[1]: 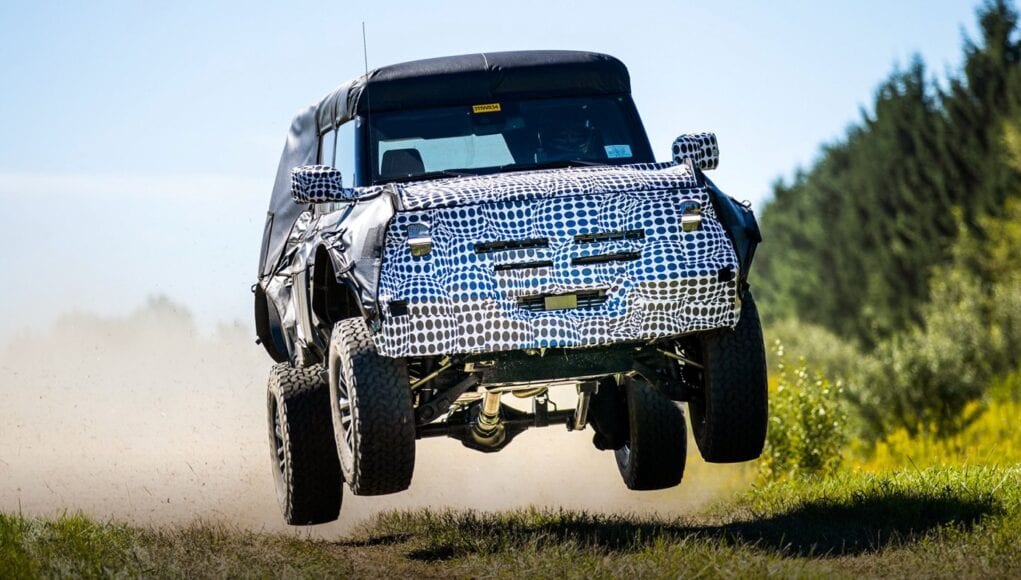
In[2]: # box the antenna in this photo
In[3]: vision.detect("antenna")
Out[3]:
[362,22,370,78]
[362,21,372,181]
[362,22,371,123]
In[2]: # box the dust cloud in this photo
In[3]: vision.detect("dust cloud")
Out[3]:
[0,297,748,536]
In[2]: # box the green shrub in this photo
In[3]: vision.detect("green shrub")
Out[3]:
[846,201,1021,439]
[847,269,991,438]
[759,343,848,482]
[763,318,860,383]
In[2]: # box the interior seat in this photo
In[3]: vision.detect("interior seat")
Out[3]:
[381,148,424,179]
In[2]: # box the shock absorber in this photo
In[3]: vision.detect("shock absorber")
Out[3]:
[470,389,506,447]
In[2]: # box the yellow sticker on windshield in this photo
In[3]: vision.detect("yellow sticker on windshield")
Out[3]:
[472,103,502,114]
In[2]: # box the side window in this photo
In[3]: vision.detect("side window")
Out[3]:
[318,124,357,187]
[336,121,357,185]
[319,129,337,166]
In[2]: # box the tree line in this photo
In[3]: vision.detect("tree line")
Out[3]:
[755,0,1021,347]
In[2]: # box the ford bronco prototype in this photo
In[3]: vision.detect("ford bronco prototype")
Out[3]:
[255,50,765,524]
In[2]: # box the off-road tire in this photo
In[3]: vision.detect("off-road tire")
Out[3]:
[689,291,768,463]
[267,363,342,525]
[329,318,415,495]
[615,376,687,490]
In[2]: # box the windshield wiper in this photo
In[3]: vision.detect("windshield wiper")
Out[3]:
[499,159,608,172]
[384,160,610,184]
[385,169,475,184]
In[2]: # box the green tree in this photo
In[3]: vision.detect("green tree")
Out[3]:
[756,0,1021,346]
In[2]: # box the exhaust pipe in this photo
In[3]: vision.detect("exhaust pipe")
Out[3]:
[470,390,506,448]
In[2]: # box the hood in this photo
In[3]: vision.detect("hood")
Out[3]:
[394,162,699,211]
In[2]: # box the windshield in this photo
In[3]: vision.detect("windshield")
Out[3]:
[366,95,654,184]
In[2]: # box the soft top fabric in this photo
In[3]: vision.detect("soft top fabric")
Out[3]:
[316,50,630,133]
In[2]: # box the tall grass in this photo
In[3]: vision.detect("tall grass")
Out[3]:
[859,398,1021,472]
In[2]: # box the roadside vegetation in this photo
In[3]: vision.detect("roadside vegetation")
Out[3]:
[756,0,1021,347]
[757,0,1021,469]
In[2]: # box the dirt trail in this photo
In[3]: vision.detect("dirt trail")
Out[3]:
[0,298,747,536]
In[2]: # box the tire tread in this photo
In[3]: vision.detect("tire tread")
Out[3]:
[331,318,415,496]
[690,292,768,463]
[615,377,687,490]
[267,362,342,525]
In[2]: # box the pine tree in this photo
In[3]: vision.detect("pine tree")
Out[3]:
[756,0,1021,346]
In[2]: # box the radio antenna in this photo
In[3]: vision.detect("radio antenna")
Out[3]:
[362,21,372,180]
[362,22,371,123]
[362,22,370,77]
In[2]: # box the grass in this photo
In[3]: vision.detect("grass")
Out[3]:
[3,466,1020,578]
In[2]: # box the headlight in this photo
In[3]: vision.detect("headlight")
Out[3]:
[406,223,433,257]
[679,201,702,232]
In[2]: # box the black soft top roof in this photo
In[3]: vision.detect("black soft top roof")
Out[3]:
[260,50,631,279]
[315,50,631,133]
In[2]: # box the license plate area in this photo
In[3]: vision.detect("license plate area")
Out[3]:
[517,289,608,312]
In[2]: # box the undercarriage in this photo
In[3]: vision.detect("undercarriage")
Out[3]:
[408,340,702,453]
[267,290,767,525]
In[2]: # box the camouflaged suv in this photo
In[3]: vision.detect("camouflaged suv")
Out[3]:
[255,50,765,525]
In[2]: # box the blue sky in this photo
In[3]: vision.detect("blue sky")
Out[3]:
[0,1,981,334]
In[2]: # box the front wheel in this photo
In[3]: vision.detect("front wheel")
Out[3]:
[688,291,768,463]
[615,376,687,490]
[328,318,416,496]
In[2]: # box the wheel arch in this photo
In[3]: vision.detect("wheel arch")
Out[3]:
[310,245,366,330]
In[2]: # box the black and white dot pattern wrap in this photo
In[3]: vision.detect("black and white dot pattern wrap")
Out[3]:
[672,133,719,170]
[374,163,740,357]
[396,162,696,211]
[290,164,348,204]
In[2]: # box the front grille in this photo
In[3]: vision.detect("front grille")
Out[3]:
[571,251,642,266]
[494,259,554,271]
[475,237,550,253]
[574,229,645,244]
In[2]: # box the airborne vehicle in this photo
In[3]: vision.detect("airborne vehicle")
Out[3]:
[255,50,765,524]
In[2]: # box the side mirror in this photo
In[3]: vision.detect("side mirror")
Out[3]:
[672,132,719,170]
[290,165,356,204]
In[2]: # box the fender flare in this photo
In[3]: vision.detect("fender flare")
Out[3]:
[254,283,290,363]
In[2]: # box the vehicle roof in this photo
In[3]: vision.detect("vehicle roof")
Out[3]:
[314,50,631,134]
